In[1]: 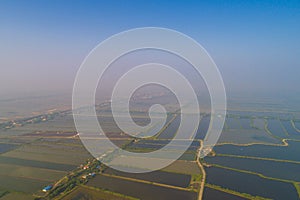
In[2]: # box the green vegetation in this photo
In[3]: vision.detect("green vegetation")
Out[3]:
[0,190,9,198]
[294,183,300,199]
[191,174,202,182]
[37,159,102,199]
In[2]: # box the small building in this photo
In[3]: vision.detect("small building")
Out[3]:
[89,172,96,177]
[42,185,52,192]
[82,175,88,179]
[83,165,89,170]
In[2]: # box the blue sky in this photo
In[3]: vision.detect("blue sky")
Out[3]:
[0,0,299,96]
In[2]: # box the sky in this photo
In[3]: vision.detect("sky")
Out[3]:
[0,0,300,99]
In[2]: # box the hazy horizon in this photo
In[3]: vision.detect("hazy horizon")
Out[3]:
[0,1,299,98]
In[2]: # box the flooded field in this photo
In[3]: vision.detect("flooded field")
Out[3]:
[267,119,288,138]
[205,156,300,182]
[128,140,199,152]
[1,92,300,200]
[294,121,300,131]
[214,141,300,162]
[206,167,298,199]
[195,115,210,139]
[61,185,134,200]
[157,115,180,139]
[225,117,242,129]
[98,113,155,134]
[252,118,265,129]
[239,118,253,129]
[87,174,197,200]
[104,168,191,188]
[217,129,280,144]
[0,143,18,154]
[281,120,300,139]
[203,187,246,200]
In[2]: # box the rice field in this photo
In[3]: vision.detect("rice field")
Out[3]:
[225,117,242,129]
[104,168,191,188]
[239,118,253,129]
[206,166,298,200]
[87,174,197,200]
[281,120,300,140]
[0,143,19,154]
[194,115,210,139]
[2,96,300,200]
[60,185,136,200]
[203,187,247,200]
[217,129,281,145]
[252,118,265,130]
[0,138,90,196]
[0,174,50,193]
[161,160,201,175]
[214,140,300,162]
[0,192,35,200]
[0,163,66,181]
[294,121,300,131]
[205,155,300,182]
[267,119,288,138]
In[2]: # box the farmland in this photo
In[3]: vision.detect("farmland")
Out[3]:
[60,185,137,200]
[103,168,191,188]
[87,174,197,200]
[0,99,300,200]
